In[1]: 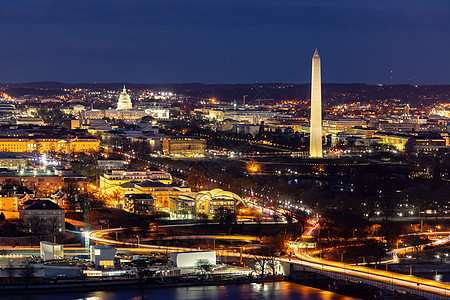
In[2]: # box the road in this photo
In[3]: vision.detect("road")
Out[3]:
[389,232,450,262]
[278,255,450,298]
[287,218,450,298]
[85,225,450,298]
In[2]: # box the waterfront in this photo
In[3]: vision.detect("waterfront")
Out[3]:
[0,282,356,300]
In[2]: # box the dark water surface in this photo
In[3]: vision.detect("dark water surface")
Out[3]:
[417,272,450,283]
[0,282,357,300]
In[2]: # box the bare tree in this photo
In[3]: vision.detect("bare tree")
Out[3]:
[266,258,278,279]
[28,215,46,234]
[253,255,268,278]
[19,260,35,287]
[136,216,151,237]
[5,261,16,283]
[48,216,60,235]
[196,259,213,275]
[62,181,80,211]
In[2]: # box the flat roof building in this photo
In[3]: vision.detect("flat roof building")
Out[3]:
[322,118,366,135]
[162,137,206,158]
[90,245,117,269]
[170,251,216,268]
[373,132,411,151]
[100,169,173,191]
[0,125,99,154]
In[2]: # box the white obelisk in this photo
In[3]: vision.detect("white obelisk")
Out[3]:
[309,49,323,158]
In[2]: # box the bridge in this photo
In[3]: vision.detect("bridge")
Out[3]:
[83,227,450,299]
[278,254,449,300]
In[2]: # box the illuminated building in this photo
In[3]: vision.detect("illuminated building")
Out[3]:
[145,108,170,119]
[322,118,366,135]
[0,155,28,169]
[297,123,311,134]
[162,137,206,157]
[207,108,282,124]
[0,185,68,219]
[79,87,171,121]
[373,132,411,151]
[379,122,419,132]
[232,124,260,136]
[80,109,148,121]
[22,200,65,233]
[405,134,447,153]
[0,137,99,153]
[264,120,308,133]
[117,180,187,212]
[0,103,18,119]
[0,125,99,154]
[345,126,377,139]
[14,117,45,126]
[97,159,129,170]
[71,119,115,135]
[117,86,133,110]
[168,196,196,219]
[0,103,16,112]
[170,251,216,268]
[0,167,87,197]
[90,245,116,268]
[0,196,19,215]
[310,49,323,158]
[172,189,245,218]
[132,181,184,210]
[0,184,34,219]
[440,133,450,146]
[122,193,155,214]
[99,169,173,191]
[40,242,64,261]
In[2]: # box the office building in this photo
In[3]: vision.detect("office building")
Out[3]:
[162,137,206,158]
[99,169,173,191]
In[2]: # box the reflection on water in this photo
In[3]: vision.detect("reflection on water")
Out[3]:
[0,282,357,300]
[418,273,450,283]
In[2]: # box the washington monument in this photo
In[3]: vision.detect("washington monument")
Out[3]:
[309,49,323,158]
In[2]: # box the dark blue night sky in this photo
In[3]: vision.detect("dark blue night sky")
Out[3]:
[0,0,449,84]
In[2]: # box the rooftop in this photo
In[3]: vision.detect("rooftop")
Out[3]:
[24,200,63,210]
[136,180,170,188]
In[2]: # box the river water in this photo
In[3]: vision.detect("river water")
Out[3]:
[418,272,450,283]
[1,282,356,300]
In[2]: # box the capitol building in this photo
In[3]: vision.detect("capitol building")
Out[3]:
[79,86,170,122]
[117,86,133,110]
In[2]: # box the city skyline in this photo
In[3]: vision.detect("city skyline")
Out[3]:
[0,1,449,299]
[0,1,449,84]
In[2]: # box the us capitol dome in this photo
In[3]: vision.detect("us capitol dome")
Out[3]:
[117,85,133,110]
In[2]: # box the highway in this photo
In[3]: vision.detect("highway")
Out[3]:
[85,225,450,298]
[289,219,450,298]
[389,231,450,262]
[278,255,450,298]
